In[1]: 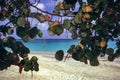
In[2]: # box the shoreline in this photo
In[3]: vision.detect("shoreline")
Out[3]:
[29,51,120,62]
[30,51,55,55]
[0,52,120,80]
[29,51,57,58]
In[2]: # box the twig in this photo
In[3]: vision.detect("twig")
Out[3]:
[5,21,11,26]
[30,4,74,17]
[64,53,71,62]
[34,0,41,6]
[92,30,97,54]
[31,71,33,78]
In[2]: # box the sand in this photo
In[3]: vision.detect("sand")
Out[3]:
[0,52,120,80]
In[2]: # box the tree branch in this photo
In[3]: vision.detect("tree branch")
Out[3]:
[30,4,74,18]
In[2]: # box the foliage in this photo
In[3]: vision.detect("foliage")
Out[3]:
[0,0,41,73]
[54,0,120,66]
[55,50,64,61]
[0,0,120,74]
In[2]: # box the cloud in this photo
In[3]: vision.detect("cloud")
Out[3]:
[36,3,45,10]
[27,17,49,30]
[83,0,87,2]
[39,29,72,39]
[38,22,49,30]
[30,2,49,31]
[30,3,45,13]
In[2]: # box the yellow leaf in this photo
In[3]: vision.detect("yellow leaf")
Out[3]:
[78,40,84,48]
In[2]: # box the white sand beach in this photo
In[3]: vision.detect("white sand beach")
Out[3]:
[0,52,120,80]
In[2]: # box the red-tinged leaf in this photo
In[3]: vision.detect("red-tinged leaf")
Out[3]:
[19,65,23,74]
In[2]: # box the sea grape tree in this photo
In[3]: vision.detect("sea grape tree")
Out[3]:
[64,0,120,66]
[0,0,41,73]
[53,0,120,66]
[0,0,120,73]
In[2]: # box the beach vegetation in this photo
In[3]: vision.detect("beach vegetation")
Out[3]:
[0,0,120,74]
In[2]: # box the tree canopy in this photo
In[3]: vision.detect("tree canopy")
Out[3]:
[0,0,120,73]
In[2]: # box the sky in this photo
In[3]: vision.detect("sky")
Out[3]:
[25,0,119,40]
[29,0,88,39]
[0,0,88,39]
[29,0,72,39]
[29,0,78,39]
[1,0,120,40]
[0,0,75,39]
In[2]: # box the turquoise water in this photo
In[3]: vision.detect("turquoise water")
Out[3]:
[19,39,78,52]
[16,39,117,53]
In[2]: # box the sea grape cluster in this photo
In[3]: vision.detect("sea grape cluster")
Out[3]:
[0,36,39,73]
[55,41,120,66]
[0,36,29,70]
[54,0,120,64]
[19,56,39,73]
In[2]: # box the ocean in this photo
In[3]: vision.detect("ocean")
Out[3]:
[18,39,78,52]
[16,39,117,53]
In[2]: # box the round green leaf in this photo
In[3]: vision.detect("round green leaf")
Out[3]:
[37,29,43,38]
[17,17,26,26]
[105,48,114,55]
[16,27,28,37]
